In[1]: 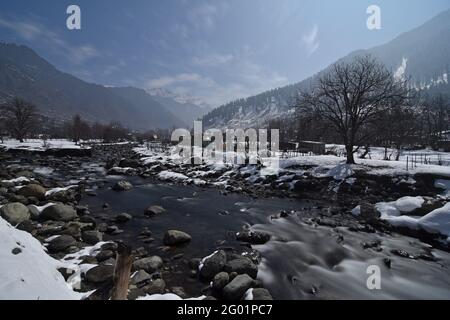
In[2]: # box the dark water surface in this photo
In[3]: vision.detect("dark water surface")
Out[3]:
[81,175,450,300]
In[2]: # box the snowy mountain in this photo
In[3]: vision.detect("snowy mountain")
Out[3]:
[147,88,212,127]
[203,9,450,129]
[0,43,184,130]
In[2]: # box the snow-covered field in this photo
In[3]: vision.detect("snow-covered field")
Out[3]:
[0,139,89,151]
[134,144,450,243]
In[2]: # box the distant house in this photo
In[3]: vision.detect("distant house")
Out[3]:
[280,141,326,155]
[437,130,450,152]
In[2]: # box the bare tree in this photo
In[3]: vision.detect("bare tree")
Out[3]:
[3,98,38,142]
[298,55,410,164]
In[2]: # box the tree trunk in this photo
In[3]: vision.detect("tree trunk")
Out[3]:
[345,145,355,164]
[110,243,133,300]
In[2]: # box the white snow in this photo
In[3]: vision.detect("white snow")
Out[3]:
[45,185,77,196]
[0,217,82,300]
[419,202,450,237]
[137,293,205,300]
[351,205,361,217]
[375,197,450,238]
[1,177,30,184]
[0,139,89,151]
[28,202,55,215]
[244,288,254,300]
[198,250,218,271]
[157,170,189,182]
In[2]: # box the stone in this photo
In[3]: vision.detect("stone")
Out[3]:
[48,235,77,253]
[115,212,132,223]
[236,231,271,244]
[163,230,192,246]
[358,203,381,222]
[144,205,166,216]
[112,180,133,191]
[143,279,166,295]
[17,184,46,199]
[251,288,273,300]
[82,230,103,245]
[199,250,227,279]
[171,287,188,299]
[223,274,254,300]
[12,247,22,255]
[224,257,258,279]
[27,205,41,220]
[212,272,229,291]
[131,270,152,286]
[133,256,163,273]
[85,265,114,283]
[41,204,78,222]
[96,250,114,262]
[0,202,30,225]
[119,159,140,168]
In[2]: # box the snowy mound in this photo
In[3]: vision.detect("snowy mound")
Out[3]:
[0,217,81,300]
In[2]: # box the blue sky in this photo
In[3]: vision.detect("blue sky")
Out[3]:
[1,0,450,107]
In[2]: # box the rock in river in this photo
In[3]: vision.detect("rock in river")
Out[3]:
[0,202,30,225]
[85,265,114,283]
[41,204,78,222]
[222,274,254,300]
[47,235,77,253]
[112,180,133,191]
[163,230,192,246]
[133,256,163,273]
[144,205,166,216]
[212,272,230,291]
[81,230,103,245]
[115,212,132,223]
[17,184,47,200]
[236,230,271,245]
[199,250,227,279]
[224,257,258,279]
[252,288,273,300]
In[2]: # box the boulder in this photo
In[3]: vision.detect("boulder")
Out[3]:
[223,274,254,300]
[41,204,78,222]
[200,250,227,279]
[119,159,140,168]
[144,205,166,216]
[236,231,271,244]
[252,288,273,300]
[224,257,258,279]
[115,212,132,223]
[133,256,163,273]
[85,265,114,283]
[112,181,133,191]
[163,230,192,246]
[143,279,166,295]
[212,272,229,291]
[358,203,381,222]
[0,202,30,225]
[131,270,152,286]
[17,184,46,199]
[47,235,77,253]
[81,230,103,245]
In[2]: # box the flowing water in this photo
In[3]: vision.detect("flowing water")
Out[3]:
[82,175,450,300]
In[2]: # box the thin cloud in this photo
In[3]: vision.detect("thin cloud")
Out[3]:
[0,16,100,64]
[301,25,320,57]
[192,53,234,67]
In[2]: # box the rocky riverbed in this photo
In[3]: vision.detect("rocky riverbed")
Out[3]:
[1,143,449,300]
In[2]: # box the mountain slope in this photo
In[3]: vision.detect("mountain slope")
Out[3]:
[0,43,183,130]
[147,88,211,127]
[203,9,450,129]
